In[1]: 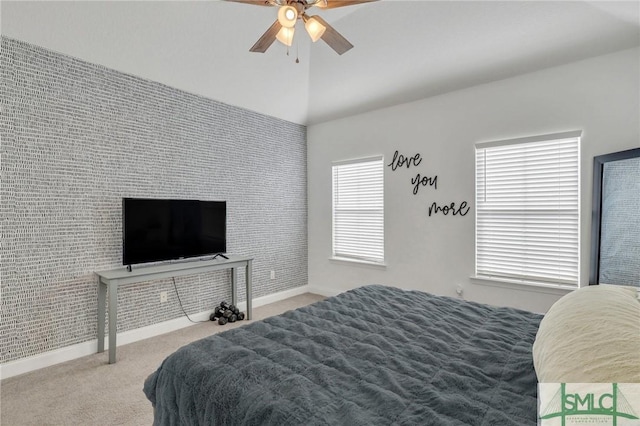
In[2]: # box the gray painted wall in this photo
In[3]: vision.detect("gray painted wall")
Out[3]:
[307,48,639,314]
[0,37,308,363]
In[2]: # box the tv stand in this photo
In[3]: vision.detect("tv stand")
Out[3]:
[211,253,229,260]
[95,255,253,364]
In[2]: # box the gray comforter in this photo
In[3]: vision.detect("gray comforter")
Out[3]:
[144,285,542,425]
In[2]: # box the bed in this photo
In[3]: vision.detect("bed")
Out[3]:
[144,285,543,425]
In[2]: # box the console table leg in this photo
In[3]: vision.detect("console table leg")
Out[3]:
[246,260,253,320]
[231,267,238,307]
[108,283,118,364]
[97,279,106,353]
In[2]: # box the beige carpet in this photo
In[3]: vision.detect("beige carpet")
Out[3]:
[0,293,325,425]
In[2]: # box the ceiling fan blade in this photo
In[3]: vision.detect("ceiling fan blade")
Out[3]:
[313,15,353,55]
[250,20,282,53]
[316,0,378,9]
[225,0,276,6]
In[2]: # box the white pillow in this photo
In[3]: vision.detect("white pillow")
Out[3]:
[533,285,640,383]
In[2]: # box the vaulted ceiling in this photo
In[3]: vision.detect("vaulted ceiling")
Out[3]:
[2,1,639,125]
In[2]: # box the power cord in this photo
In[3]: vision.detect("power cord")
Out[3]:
[172,277,209,323]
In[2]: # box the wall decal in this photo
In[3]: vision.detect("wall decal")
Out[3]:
[428,201,470,217]
[387,150,422,171]
[411,173,438,195]
[387,149,470,218]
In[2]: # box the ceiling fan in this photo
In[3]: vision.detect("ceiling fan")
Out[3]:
[227,0,378,55]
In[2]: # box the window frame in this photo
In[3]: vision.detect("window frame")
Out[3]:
[474,131,581,289]
[331,155,385,265]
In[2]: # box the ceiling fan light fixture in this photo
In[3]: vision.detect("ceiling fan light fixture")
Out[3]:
[304,15,326,42]
[276,26,295,46]
[277,5,298,28]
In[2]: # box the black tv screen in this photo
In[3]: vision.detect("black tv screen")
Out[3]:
[122,198,226,266]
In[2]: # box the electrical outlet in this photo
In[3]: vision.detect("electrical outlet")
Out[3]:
[270,270,275,280]
[455,285,464,297]
[160,291,168,303]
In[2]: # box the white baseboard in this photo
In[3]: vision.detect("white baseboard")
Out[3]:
[307,284,342,298]
[0,285,314,381]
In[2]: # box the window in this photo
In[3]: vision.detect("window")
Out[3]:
[475,131,581,287]
[332,156,384,264]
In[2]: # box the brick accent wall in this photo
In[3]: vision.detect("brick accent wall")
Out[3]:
[0,37,308,363]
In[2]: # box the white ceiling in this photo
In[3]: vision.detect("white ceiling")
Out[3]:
[2,1,639,125]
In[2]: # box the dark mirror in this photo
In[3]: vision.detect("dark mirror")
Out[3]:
[590,147,640,286]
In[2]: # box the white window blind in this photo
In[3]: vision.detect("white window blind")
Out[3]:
[332,157,384,263]
[475,132,580,287]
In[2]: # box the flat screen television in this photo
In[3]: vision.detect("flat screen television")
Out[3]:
[122,198,226,266]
